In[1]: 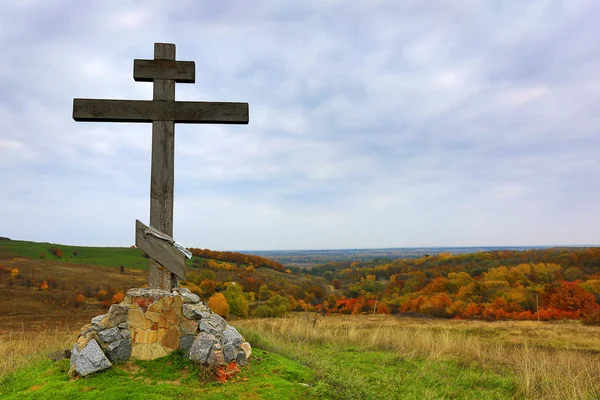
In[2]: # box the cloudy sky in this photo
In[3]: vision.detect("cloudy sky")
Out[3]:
[1,0,599,250]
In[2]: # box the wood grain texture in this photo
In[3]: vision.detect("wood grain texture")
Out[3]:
[133,59,195,83]
[150,119,174,237]
[136,220,185,280]
[73,99,249,124]
[154,43,175,60]
[148,43,177,289]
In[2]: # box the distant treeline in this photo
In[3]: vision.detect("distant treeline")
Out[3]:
[304,247,600,322]
[188,248,285,272]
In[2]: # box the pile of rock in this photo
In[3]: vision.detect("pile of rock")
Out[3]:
[69,287,251,377]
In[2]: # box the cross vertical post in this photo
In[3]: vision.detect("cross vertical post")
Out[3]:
[149,43,176,289]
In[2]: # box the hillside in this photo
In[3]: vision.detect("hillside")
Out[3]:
[306,247,600,321]
[3,239,600,324]
[0,239,327,329]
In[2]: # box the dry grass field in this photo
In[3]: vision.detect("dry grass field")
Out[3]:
[236,315,600,399]
[0,257,146,331]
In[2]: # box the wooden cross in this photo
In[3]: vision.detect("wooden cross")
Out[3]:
[73,43,249,290]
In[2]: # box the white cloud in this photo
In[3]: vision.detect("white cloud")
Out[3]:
[0,0,599,249]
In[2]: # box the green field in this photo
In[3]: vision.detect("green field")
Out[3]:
[2,240,150,270]
[0,326,517,400]
[0,349,317,400]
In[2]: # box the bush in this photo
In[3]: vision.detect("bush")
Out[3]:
[582,307,600,326]
[224,284,249,318]
[208,293,229,319]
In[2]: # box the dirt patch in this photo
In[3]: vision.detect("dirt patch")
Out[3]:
[120,362,141,373]
[26,383,45,392]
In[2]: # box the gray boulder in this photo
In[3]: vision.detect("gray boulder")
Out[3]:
[91,314,105,330]
[179,334,195,352]
[181,292,200,304]
[236,342,252,366]
[222,325,243,347]
[182,303,210,320]
[105,339,132,363]
[223,343,237,362]
[189,332,217,364]
[103,304,128,326]
[70,339,112,377]
[199,314,227,336]
[98,327,121,343]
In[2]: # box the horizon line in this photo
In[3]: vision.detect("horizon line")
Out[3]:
[4,238,599,253]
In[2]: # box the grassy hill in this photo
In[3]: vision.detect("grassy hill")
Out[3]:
[0,239,323,330]
[1,239,151,270]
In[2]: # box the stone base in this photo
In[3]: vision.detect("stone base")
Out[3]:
[69,288,251,377]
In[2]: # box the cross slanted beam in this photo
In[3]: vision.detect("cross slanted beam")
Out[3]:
[72,43,249,290]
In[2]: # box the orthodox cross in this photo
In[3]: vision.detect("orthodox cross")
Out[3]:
[73,43,249,290]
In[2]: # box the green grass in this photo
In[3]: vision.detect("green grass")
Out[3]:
[0,349,317,400]
[2,240,245,272]
[239,328,519,400]
[2,240,149,270]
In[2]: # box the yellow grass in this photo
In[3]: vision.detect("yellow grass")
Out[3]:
[0,327,76,379]
[235,315,600,399]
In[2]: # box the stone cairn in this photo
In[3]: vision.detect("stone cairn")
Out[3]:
[69,287,251,377]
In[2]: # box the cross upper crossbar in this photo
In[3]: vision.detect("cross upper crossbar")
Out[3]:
[133,59,195,83]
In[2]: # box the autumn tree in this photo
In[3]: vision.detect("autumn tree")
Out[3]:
[223,284,248,318]
[200,279,216,297]
[208,293,230,318]
[546,282,596,311]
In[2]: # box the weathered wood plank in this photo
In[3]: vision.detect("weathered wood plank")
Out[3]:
[136,220,185,280]
[150,119,174,237]
[73,99,249,124]
[133,59,195,83]
[147,43,178,289]
[155,43,175,60]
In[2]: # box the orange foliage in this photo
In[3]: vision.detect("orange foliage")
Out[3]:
[208,293,229,318]
[189,248,285,272]
[376,302,390,314]
[215,362,240,383]
[10,268,19,278]
[39,281,49,291]
[462,302,481,318]
[419,293,453,317]
[75,293,85,303]
[112,291,125,304]
[200,279,217,296]
[420,277,450,295]
[185,282,203,297]
[546,281,596,311]
[51,247,63,258]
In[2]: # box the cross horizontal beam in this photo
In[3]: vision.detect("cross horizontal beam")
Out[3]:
[73,98,249,124]
[133,59,195,83]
